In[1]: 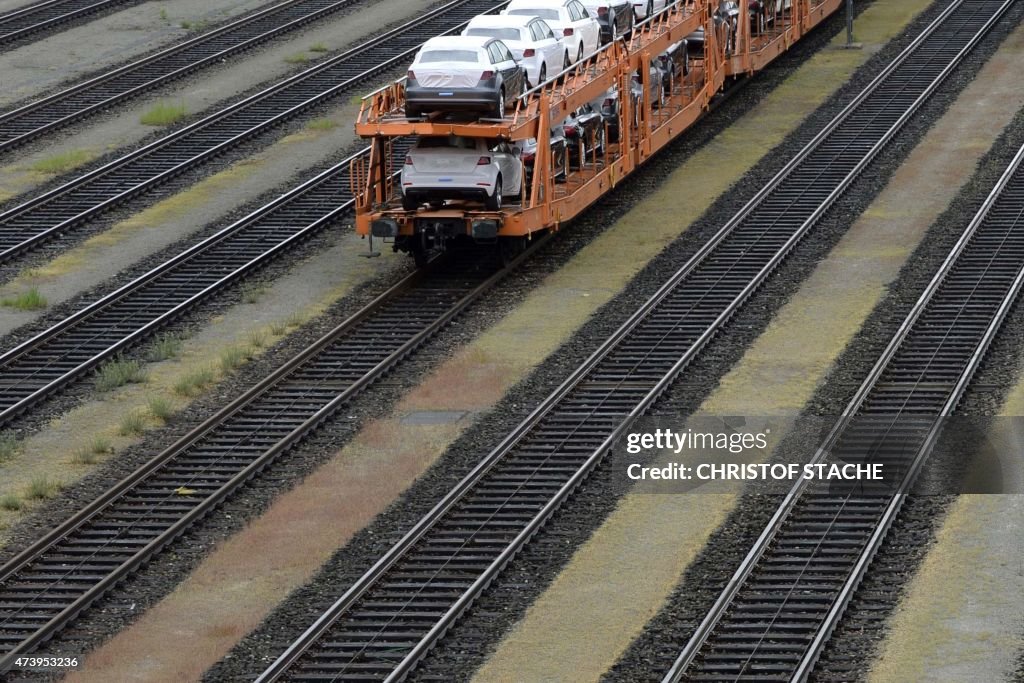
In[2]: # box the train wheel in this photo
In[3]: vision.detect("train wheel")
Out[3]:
[498,236,526,267]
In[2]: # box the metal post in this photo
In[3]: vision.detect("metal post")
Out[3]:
[846,0,854,46]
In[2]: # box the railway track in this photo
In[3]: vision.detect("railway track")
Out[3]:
[0,0,373,153]
[0,241,539,669]
[0,0,136,48]
[662,120,1024,683]
[246,2,1014,681]
[0,0,503,269]
[0,143,390,426]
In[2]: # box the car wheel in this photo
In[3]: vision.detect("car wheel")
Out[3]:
[576,43,583,62]
[538,64,547,85]
[486,174,503,210]
[563,51,571,69]
[493,87,505,118]
[646,0,653,19]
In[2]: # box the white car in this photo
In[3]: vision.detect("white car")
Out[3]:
[405,36,528,118]
[401,135,524,210]
[633,0,674,21]
[502,0,600,64]
[462,14,565,87]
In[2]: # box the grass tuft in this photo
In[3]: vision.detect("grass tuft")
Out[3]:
[173,367,216,397]
[141,100,188,126]
[72,448,98,465]
[31,149,92,174]
[0,431,18,461]
[25,476,61,500]
[247,329,267,349]
[0,494,21,511]
[306,118,338,132]
[118,410,147,436]
[96,358,148,392]
[219,346,251,373]
[284,53,309,64]
[179,19,208,30]
[2,288,47,311]
[309,42,328,52]
[240,282,267,304]
[145,333,183,362]
[148,395,174,421]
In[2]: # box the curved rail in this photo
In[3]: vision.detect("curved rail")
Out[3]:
[0,0,506,269]
[0,0,369,153]
[664,122,1024,683]
[252,2,1008,680]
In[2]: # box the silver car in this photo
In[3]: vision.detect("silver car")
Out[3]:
[401,135,525,211]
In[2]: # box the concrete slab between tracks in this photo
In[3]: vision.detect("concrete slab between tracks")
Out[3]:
[868,372,1024,683]
[52,1,1022,681]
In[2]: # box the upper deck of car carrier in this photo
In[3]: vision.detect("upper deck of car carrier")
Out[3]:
[351,0,843,263]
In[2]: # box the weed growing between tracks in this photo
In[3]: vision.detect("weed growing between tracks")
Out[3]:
[140,100,189,126]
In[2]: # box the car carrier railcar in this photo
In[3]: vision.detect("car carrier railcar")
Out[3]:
[351,0,843,264]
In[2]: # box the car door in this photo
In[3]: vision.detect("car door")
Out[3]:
[565,2,585,56]
[489,141,519,194]
[486,43,508,97]
[533,20,561,74]
[570,1,599,54]
[493,41,522,96]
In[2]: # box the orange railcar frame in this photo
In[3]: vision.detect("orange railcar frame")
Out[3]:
[352,0,842,247]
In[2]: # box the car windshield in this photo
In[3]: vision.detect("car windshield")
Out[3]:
[416,136,477,149]
[418,49,480,63]
[508,8,560,20]
[465,27,523,41]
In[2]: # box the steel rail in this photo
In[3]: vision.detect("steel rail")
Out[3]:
[0,236,547,668]
[663,30,1024,683]
[0,0,506,268]
[253,2,1006,680]
[664,137,1024,683]
[0,0,369,153]
[0,144,379,425]
[0,0,136,47]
